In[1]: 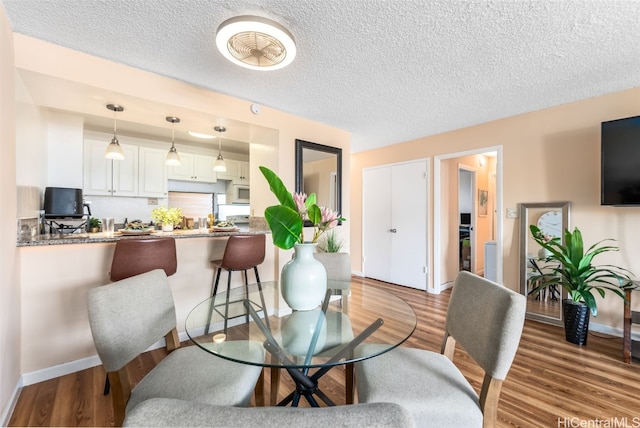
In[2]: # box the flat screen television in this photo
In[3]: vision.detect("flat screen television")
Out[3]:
[601,115,640,205]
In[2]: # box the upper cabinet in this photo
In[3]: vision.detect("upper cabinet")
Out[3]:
[167,153,217,183]
[83,138,139,196]
[139,146,168,197]
[84,138,167,197]
[216,159,249,184]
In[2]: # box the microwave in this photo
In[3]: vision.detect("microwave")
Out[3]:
[226,184,250,204]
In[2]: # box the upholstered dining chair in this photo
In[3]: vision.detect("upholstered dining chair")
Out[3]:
[314,252,351,309]
[87,269,265,427]
[103,237,178,395]
[354,271,526,428]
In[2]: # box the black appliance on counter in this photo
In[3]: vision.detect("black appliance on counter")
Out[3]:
[43,187,91,234]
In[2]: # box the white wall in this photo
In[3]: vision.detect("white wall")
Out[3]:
[46,111,84,188]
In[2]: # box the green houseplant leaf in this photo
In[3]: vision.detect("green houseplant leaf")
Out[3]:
[260,165,345,250]
[529,224,633,316]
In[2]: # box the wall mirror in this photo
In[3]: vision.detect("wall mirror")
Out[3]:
[295,139,342,226]
[519,201,571,325]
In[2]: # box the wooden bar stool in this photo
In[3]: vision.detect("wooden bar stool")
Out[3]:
[207,234,270,334]
[103,237,178,395]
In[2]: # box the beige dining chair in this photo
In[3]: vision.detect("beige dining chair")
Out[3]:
[87,269,265,427]
[103,237,178,395]
[355,271,526,428]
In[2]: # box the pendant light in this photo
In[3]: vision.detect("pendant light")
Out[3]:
[213,126,227,172]
[105,104,125,160]
[165,116,182,166]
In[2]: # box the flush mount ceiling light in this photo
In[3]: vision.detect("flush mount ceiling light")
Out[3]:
[213,126,227,172]
[105,104,124,160]
[216,15,296,71]
[165,116,182,166]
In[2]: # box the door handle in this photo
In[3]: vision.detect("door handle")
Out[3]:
[389,228,397,233]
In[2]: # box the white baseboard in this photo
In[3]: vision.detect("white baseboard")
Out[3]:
[21,354,103,386]
[1,379,23,428]
[352,271,363,277]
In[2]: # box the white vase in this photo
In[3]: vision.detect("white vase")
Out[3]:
[281,242,327,311]
[162,224,174,232]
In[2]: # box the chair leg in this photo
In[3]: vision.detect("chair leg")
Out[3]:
[243,269,250,325]
[224,270,232,334]
[205,268,223,335]
[103,375,110,395]
[254,266,271,330]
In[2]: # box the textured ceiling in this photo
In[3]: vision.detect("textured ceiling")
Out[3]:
[3,0,640,153]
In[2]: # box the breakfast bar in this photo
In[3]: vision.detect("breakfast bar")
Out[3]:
[16,225,276,378]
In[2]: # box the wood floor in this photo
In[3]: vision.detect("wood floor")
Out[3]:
[8,276,640,427]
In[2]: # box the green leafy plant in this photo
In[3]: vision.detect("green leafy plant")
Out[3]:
[317,229,344,253]
[151,206,183,227]
[529,224,633,315]
[260,166,345,250]
[88,217,101,228]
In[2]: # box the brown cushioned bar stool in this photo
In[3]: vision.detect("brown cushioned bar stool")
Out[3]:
[103,237,178,395]
[109,237,177,281]
[207,234,270,335]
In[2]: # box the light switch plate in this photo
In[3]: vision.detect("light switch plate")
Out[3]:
[506,208,518,219]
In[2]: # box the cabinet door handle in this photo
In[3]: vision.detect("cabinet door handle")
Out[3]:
[389,228,397,233]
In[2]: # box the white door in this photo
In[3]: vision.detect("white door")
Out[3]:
[363,166,393,282]
[390,161,427,288]
[363,160,428,290]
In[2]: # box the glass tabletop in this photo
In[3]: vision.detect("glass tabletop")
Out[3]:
[185,280,417,370]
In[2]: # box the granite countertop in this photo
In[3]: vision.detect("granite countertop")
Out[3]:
[17,226,270,247]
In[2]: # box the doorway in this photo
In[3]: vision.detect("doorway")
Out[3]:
[433,147,502,293]
[458,167,476,272]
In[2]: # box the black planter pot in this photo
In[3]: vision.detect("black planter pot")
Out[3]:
[563,299,590,345]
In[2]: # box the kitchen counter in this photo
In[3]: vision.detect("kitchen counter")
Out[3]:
[16,226,270,247]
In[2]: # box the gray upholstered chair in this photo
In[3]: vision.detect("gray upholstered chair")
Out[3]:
[355,271,526,428]
[314,252,352,307]
[87,269,265,426]
[123,397,416,427]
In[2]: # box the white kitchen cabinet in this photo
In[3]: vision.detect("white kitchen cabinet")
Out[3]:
[363,159,428,290]
[139,146,168,197]
[216,159,249,184]
[83,138,138,196]
[167,153,216,183]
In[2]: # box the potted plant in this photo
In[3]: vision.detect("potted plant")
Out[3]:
[317,229,344,253]
[88,217,101,233]
[260,166,345,310]
[529,224,633,345]
[151,207,183,232]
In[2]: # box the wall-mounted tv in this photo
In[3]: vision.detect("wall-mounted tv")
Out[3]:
[601,115,640,206]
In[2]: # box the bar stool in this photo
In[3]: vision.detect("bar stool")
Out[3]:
[207,234,270,335]
[103,237,178,395]
[109,237,177,281]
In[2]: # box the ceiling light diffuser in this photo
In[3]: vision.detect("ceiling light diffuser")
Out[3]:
[216,15,296,71]
[188,131,215,139]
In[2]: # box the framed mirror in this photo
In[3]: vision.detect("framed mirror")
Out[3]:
[295,139,342,226]
[519,201,571,325]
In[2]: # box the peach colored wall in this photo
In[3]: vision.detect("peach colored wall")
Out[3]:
[352,87,640,332]
[0,5,20,421]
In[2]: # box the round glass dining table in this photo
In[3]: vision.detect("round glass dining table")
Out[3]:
[185,280,416,407]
